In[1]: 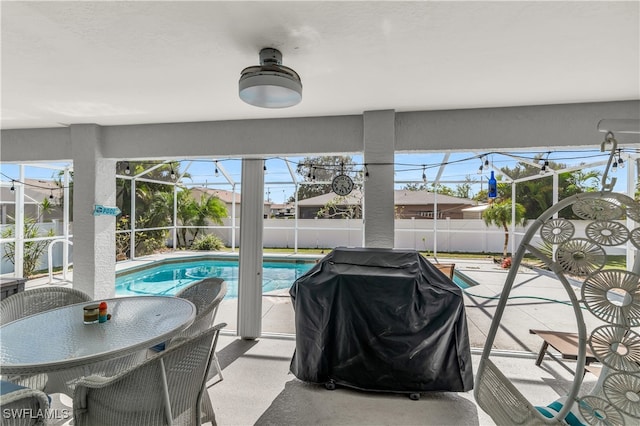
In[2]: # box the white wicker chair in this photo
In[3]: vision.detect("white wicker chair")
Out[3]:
[0,287,92,325]
[173,278,227,384]
[0,381,50,426]
[73,323,225,426]
[1,287,93,392]
[474,191,640,425]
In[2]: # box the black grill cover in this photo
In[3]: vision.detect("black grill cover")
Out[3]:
[289,247,473,392]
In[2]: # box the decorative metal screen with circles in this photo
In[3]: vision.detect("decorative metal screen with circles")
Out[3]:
[475,191,640,426]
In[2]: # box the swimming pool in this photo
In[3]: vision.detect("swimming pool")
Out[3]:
[115,256,475,298]
[116,257,316,298]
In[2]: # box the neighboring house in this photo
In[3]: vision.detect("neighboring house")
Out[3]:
[1,178,62,223]
[460,204,490,220]
[268,203,295,218]
[189,187,271,218]
[297,190,479,219]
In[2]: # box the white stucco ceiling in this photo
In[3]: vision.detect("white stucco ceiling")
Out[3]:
[1,1,638,130]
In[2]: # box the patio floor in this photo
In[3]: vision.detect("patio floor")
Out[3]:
[27,254,607,425]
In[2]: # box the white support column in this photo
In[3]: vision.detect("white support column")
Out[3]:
[70,124,116,299]
[237,159,264,340]
[363,110,395,248]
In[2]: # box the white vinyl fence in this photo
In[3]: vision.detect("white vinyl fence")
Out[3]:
[2,218,627,275]
[0,221,72,275]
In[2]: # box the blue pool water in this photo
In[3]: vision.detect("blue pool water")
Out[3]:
[116,258,316,298]
[115,257,474,298]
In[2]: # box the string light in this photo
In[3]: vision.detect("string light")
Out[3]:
[610,149,624,172]
[214,161,219,177]
[422,165,427,183]
[0,148,626,193]
[617,149,625,169]
[539,154,550,175]
[49,189,54,200]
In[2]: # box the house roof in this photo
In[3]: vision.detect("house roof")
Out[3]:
[1,179,59,205]
[190,187,241,204]
[297,190,476,207]
[190,187,272,207]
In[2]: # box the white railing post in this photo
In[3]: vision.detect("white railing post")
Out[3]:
[48,238,73,284]
[130,178,137,259]
[14,165,25,278]
[62,168,70,280]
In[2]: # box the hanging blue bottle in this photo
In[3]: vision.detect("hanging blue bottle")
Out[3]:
[488,171,497,199]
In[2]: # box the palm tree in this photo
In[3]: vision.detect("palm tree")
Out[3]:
[482,199,526,258]
[175,189,227,248]
[115,161,188,256]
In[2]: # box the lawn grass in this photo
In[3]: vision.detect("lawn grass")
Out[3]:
[32,248,628,277]
[263,247,628,269]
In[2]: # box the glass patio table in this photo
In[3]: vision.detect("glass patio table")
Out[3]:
[0,296,196,395]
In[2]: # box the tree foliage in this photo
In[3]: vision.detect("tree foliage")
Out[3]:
[497,158,601,219]
[294,156,357,200]
[2,216,55,278]
[403,182,455,196]
[175,189,227,248]
[482,199,527,257]
[454,176,477,199]
[316,194,362,219]
[115,161,227,257]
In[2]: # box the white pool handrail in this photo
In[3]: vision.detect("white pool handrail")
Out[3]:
[48,238,73,284]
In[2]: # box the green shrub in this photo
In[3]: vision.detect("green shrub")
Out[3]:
[191,234,224,251]
[2,218,55,278]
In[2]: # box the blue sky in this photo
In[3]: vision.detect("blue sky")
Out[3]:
[0,147,633,204]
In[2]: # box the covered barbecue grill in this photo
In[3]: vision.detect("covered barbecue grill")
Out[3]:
[289,247,473,394]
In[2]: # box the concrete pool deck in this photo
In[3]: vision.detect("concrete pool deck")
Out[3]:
[22,251,610,425]
[214,256,609,354]
[28,251,609,354]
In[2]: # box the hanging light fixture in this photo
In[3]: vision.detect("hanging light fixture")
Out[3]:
[10,180,15,191]
[239,48,302,108]
[617,149,625,168]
